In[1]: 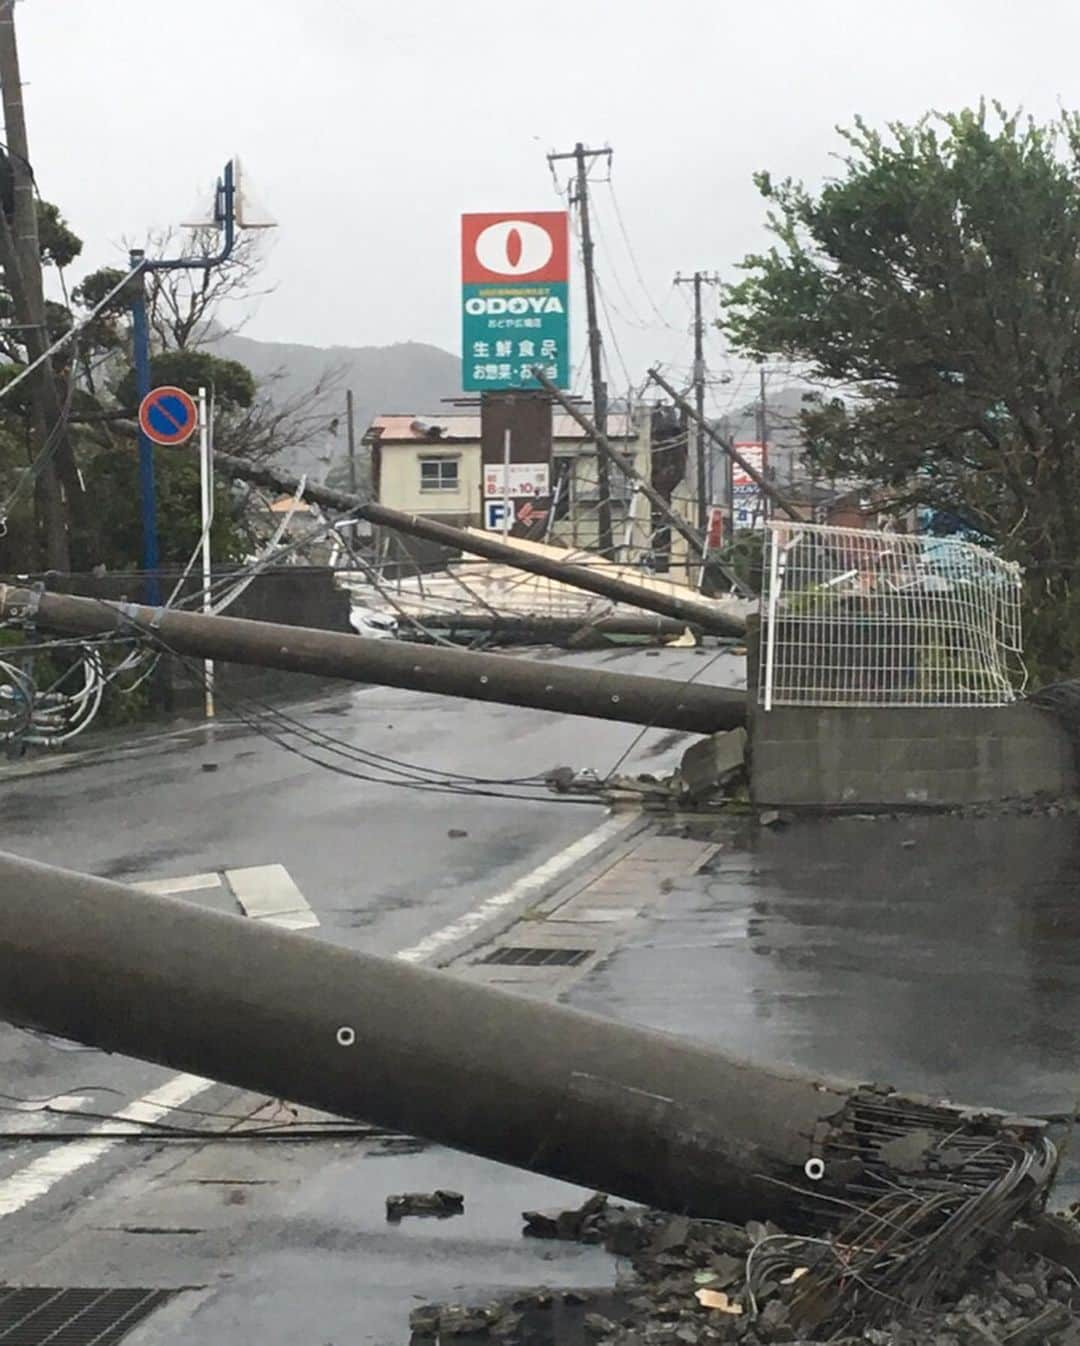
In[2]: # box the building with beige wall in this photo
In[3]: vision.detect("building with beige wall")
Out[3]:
[365,408,653,563]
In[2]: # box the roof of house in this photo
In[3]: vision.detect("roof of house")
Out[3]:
[364,411,639,445]
[268,494,314,514]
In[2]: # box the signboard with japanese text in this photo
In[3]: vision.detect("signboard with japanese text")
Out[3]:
[483,461,550,500]
[462,212,570,392]
[731,442,768,531]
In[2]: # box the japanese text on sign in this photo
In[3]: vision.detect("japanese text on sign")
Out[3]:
[731,442,768,531]
[461,212,570,392]
[483,462,550,499]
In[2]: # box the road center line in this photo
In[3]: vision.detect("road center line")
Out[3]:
[0,815,632,1221]
[0,1073,212,1219]
[395,814,634,965]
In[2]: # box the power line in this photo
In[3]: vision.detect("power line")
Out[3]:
[94,602,606,806]
[605,173,681,332]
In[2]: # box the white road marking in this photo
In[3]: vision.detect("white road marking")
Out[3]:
[3,1095,93,1136]
[134,873,221,896]
[0,1073,210,1219]
[395,815,634,965]
[0,822,627,1219]
[225,864,320,929]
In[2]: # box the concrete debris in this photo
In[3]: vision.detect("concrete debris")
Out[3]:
[413,1195,1080,1344]
[546,742,751,809]
[365,1136,427,1157]
[675,729,748,802]
[409,1302,501,1337]
[385,1189,464,1221]
[523,1190,610,1241]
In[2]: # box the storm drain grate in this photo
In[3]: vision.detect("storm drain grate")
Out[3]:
[479,946,592,968]
[0,1287,177,1345]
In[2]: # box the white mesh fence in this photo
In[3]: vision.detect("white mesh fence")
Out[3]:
[760,521,1025,709]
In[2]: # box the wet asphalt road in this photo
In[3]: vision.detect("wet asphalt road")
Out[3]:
[3,649,1080,1342]
[0,645,736,1345]
[570,811,1080,1199]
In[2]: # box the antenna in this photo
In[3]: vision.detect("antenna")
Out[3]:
[233,156,277,229]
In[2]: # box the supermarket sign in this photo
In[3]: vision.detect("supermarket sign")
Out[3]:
[461,211,570,392]
[732,442,768,530]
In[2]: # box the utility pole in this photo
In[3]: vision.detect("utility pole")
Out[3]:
[345,388,357,495]
[0,0,82,570]
[0,585,747,735]
[0,847,1055,1276]
[647,366,801,521]
[200,449,748,634]
[673,272,720,532]
[547,143,614,556]
[758,363,769,524]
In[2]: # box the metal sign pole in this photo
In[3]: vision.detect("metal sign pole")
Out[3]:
[198,386,215,720]
[502,427,511,535]
[131,160,238,607]
[128,255,159,605]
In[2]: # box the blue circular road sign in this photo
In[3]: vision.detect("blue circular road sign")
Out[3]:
[138,386,198,446]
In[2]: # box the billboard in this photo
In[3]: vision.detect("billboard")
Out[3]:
[461,212,570,392]
[731,442,768,531]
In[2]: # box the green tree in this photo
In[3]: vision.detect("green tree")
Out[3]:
[723,104,1080,678]
[80,349,255,571]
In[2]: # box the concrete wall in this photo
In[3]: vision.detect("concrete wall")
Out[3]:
[750,701,1077,808]
[746,620,1078,807]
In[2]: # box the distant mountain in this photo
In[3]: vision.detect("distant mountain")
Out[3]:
[213,331,462,478]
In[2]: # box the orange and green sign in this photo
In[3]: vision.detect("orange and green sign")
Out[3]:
[461,212,570,392]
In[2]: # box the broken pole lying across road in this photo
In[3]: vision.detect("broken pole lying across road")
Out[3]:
[0,586,746,735]
[0,851,1056,1330]
[210,451,747,638]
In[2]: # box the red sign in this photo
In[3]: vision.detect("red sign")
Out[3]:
[732,441,766,487]
[705,507,725,552]
[461,212,569,284]
[138,386,198,446]
[516,500,548,527]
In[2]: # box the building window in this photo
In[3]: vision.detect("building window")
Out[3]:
[419,456,459,492]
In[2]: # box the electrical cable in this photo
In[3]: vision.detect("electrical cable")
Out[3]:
[0,337,79,526]
[603,646,729,780]
[94,601,607,805]
[0,262,138,412]
[605,174,682,332]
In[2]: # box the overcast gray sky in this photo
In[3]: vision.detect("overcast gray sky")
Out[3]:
[17,0,1080,414]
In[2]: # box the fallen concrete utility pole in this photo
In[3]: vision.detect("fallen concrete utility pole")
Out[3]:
[0,586,746,735]
[531,369,752,598]
[647,366,802,521]
[394,612,694,641]
[210,450,746,638]
[0,851,1056,1329]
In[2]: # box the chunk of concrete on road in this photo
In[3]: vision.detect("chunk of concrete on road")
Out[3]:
[677,728,747,801]
[386,1189,464,1221]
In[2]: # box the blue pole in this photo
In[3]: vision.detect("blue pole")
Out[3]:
[129,250,160,605]
[129,161,237,605]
